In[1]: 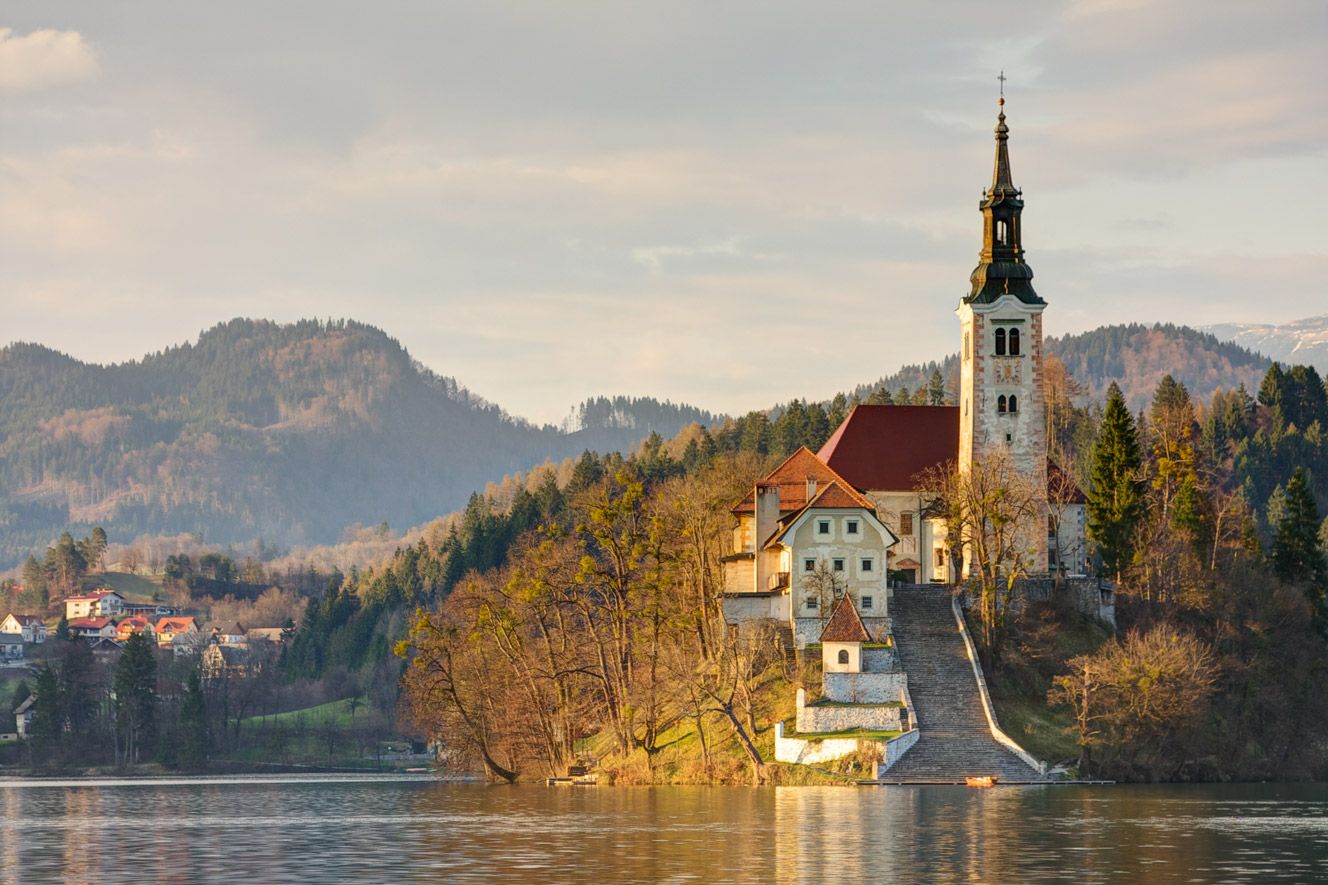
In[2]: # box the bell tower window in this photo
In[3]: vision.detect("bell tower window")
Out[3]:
[994,328,1006,356]
[996,219,1008,245]
[997,395,1007,414]
[1009,328,1020,356]
[1008,394,1019,413]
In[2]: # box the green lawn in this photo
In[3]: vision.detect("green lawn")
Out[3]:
[242,697,370,728]
[87,572,166,603]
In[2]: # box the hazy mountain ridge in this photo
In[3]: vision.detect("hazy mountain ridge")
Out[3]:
[0,319,713,568]
[1203,315,1328,375]
[855,323,1272,413]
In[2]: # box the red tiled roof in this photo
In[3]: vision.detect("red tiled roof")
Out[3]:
[769,480,882,547]
[156,617,197,631]
[819,595,872,643]
[1048,459,1087,504]
[69,617,112,629]
[817,405,960,492]
[732,447,865,514]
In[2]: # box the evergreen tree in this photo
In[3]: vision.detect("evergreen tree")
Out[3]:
[927,369,946,406]
[1271,468,1327,614]
[29,666,62,761]
[1087,382,1145,582]
[113,632,158,765]
[178,668,209,768]
[54,615,70,642]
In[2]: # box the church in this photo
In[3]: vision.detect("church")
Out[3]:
[722,96,1089,647]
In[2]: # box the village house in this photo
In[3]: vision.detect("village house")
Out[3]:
[203,622,249,648]
[202,642,249,680]
[0,634,24,662]
[154,616,200,648]
[64,589,125,620]
[114,616,156,643]
[89,636,125,664]
[68,617,117,640]
[14,695,36,738]
[1,613,48,644]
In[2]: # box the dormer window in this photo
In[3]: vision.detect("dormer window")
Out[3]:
[1009,328,1021,356]
[994,328,1007,356]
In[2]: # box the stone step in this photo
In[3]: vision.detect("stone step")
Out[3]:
[887,587,1047,782]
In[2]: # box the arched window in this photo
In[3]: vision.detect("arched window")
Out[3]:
[996,219,1008,245]
[997,395,1007,414]
[994,328,1006,356]
[837,649,849,665]
[1009,395,1019,414]
[1009,328,1021,356]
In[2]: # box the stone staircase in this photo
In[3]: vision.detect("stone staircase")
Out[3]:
[881,585,1048,783]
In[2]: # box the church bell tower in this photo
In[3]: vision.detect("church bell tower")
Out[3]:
[957,88,1049,570]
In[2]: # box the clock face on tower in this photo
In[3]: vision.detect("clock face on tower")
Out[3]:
[995,359,1021,385]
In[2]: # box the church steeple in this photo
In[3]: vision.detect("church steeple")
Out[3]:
[966,91,1043,306]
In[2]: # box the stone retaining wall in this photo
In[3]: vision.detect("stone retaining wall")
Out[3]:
[823,670,908,704]
[797,700,904,734]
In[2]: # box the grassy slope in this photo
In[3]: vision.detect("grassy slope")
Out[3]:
[982,602,1113,767]
[86,572,165,604]
[586,661,886,786]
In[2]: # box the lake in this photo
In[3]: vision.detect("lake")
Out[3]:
[0,775,1325,883]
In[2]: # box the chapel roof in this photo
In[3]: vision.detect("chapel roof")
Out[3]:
[817,405,960,492]
[819,595,872,644]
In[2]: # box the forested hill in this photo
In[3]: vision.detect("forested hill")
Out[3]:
[0,319,712,568]
[854,323,1271,412]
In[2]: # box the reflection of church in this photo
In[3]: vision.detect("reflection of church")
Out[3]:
[722,96,1087,645]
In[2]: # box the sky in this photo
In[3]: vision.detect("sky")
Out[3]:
[2,1,1325,425]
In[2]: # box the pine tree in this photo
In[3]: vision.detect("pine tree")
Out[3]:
[1271,468,1327,604]
[29,666,63,761]
[178,668,209,769]
[1087,382,1144,582]
[927,369,946,406]
[113,632,158,765]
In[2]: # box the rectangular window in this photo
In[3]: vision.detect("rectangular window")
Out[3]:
[846,520,859,535]
[861,595,873,610]
[803,558,816,572]
[934,548,945,568]
[817,520,831,536]
[832,558,845,572]
[900,513,914,535]
[805,597,818,610]
[860,558,873,572]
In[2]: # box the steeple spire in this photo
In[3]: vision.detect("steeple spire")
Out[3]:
[990,94,1016,196]
[964,85,1043,306]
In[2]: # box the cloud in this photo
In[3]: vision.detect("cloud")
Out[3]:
[0,27,98,94]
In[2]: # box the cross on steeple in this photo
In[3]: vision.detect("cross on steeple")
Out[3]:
[997,70,1006,99]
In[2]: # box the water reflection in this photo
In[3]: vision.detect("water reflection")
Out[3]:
[0,777,1324,883]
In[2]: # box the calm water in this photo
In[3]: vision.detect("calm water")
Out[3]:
[0,775,1325,883]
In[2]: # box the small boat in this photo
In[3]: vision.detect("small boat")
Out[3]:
[965,776,999,787]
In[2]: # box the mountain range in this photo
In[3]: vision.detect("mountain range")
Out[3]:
[1203,315,1328,376]
[0,316,1287,568]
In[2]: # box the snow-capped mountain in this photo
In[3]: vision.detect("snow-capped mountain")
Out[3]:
[1203,315,1328,373]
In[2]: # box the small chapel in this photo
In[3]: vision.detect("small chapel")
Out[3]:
[722,95,1089,648]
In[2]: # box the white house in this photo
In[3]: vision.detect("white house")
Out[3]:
[64,589,125,620]
[0,614,47,644]
[722,447,900,647]
[0,635,23,662]
[68,617,116,640]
